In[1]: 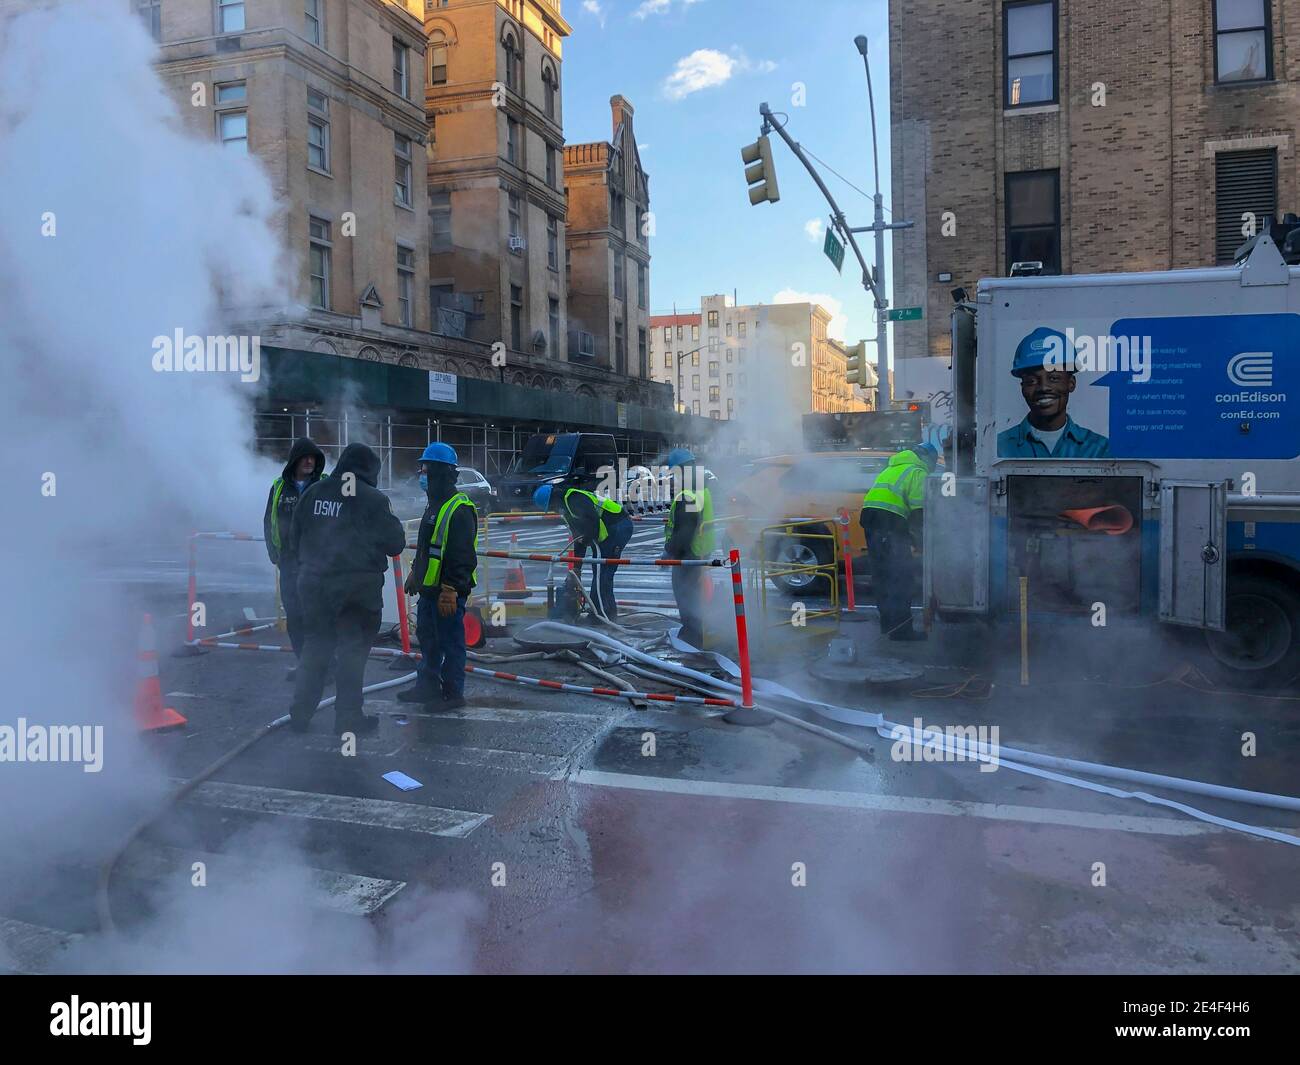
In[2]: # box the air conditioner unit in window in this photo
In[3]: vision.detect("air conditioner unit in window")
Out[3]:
[508,235,526,252]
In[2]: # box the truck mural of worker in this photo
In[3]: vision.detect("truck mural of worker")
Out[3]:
[996,326,1110,458]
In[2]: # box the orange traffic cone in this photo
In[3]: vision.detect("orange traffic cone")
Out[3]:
[135,614,187,732]
[502,533,529,599]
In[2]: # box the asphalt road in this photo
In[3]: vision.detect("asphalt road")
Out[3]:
[5,521,1299,974]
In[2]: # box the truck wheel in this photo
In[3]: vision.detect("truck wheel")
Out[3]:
[770,534,832,596]
[1202,575,1300,690]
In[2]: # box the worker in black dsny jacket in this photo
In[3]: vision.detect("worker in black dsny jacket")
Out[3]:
[262,437,325,676]
[287,443,406,735]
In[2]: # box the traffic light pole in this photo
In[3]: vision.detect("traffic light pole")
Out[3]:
[755,36,912,409]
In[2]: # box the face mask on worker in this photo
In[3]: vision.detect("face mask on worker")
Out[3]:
[422,464,456,496]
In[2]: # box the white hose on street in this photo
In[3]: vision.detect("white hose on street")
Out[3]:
[524,622,1300,845]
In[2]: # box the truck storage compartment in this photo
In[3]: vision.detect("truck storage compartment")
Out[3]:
[1006,475,1144,616]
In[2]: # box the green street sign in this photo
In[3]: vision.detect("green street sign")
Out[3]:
[823,228,845,273]
[887,306,923,322]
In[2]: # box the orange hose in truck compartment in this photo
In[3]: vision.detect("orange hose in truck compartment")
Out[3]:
[1057,504,1135,535]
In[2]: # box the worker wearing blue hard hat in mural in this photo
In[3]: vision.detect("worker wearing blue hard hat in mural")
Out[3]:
[997,326,1110,458]
[398,441,479,711]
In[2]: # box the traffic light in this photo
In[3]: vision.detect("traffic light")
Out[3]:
[845,341,870,386]
[741,135,780,205]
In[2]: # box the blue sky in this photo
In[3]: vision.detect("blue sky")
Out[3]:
[561,0,894,351]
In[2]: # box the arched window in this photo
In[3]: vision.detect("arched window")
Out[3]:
[542,64,557,119]
[429,30,448,86]
[503,33,520,93]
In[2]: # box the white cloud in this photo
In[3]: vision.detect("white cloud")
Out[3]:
[662,47,776,101]
[634,0,672,17]
[663,49,736,100]
[583,0,606,27]
[803,219,823,243]
[774,288,849,341]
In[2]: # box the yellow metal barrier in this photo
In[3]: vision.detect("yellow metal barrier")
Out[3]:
[757,517,841,631]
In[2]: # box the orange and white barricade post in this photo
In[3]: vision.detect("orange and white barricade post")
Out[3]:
[722,549,771,726]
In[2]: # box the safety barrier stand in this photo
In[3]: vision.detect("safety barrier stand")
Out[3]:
[390,554,416,665]
[177,531,267,656]
[723,548,772,726]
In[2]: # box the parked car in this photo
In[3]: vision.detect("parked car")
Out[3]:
[385,466,495,519]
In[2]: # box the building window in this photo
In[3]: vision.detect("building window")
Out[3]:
[429,191,452,252]
[709,386,720,403]
[304,0,322,46]
[1215,148,1277,262]
[546,144,557,187]
[396,244,415,327]
[136,0,162,41]
[708,361,719,379]
[638,328,648,376]
[610,188,625,231]
[549,297,561,357]
[727,398,734,417]
[663,326,671,343]
[738,321,746,337]
[636,207,648,245]
[508,193,522,243]
[1215,0,1272,83]
[307,88,330,171]
[726,373,733,386]
[665,351,674,368]
[429,30,448,85]
[503,34,520,92]
[692,401,700,415]
[215,81,246,104]
[691,374,700,391]
[707,336,718,352]
[614,319,625,371]
[309,216,332,310]
[691,324,699,341]
[218,110,247,153]
[547,215,559,270]
[613,254,624,299]
[394,133,413,206]
[507,117,519,164]
[637,263,647,309]
[543,65,557,119]
[725,321,733,336]
[217,0,244,33]
[565,246,571,287]
[726,350,734,363]
[1003,0,1056,108]
[676,325,683,340]
[691,351,699,367]
[510,284,523,350]
[1005,169,1060,274]
[707,310,719,327]
[393,39,410,98]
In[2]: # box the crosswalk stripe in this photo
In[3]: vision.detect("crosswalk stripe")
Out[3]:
[175,779,491,837]
[0,917,82,974]
[290,733,570,777]
[117,845,407,916]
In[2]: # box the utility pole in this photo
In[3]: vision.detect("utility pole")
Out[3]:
[747,35,912,408]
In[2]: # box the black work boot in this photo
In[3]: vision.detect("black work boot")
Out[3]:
[334,714,380,737]
[438,691,467,711]
[396,681,440,703]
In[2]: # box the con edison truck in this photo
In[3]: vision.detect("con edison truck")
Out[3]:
[931,231,1300,687]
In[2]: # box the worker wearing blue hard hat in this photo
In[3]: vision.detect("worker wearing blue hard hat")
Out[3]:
[398,441,479,710]
[997,326,1110,458]
[662,448,714,648]
[537,470,633,621]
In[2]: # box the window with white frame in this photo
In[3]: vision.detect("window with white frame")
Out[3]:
[307,88,329,171]
[508,193,521,243]
[393,39,410,98]
[394,133,413,206]
[309,216,332,310]
[397,244,415,327]
[217,0,244,33]
[215,81,246,104]
[305,0,322,46]
[218,110,247,153]
[429,29,448,85]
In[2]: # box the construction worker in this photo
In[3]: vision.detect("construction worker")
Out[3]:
[398,443,479,710]
[662,447,714,648]
[534,478,633,621]
[859,442,938,641]
[262,437,326,677]
[287,443,406,735]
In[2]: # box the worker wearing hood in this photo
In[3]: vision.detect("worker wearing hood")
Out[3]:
[286,443,407,736]
[262,437,326,668]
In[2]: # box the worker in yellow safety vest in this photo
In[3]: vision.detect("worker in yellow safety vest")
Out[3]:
[662,448,715,648]
[400,442,479,710]
[535,479,634,620]
[859,443,937,641]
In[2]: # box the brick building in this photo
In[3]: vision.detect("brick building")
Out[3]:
[890,0,1300,361]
